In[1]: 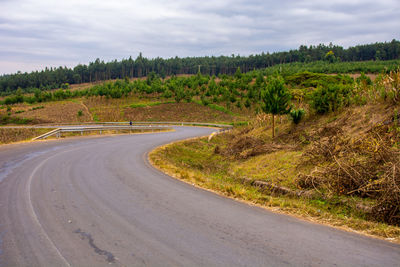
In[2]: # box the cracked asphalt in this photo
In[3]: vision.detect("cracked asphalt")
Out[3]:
[0,126,399,266]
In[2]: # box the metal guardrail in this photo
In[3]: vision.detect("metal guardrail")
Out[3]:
[32,125,172,140]
[32,121,233,128]
[31,122,233,140]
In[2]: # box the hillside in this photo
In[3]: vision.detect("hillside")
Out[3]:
[150,69,400,242]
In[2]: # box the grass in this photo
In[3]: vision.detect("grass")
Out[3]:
[0,128,53,144]
[0,115,33,125]
[232,150,304,188]
[129,100,175,108]
[193,100,235,115]
[30,105,44,111]
[208,103,233,115]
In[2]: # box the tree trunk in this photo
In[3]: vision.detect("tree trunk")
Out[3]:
[272,114,275,138]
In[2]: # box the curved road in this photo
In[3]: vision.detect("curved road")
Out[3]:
[0,127,399,266]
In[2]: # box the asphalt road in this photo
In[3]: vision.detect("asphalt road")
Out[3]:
[0,126,399,267]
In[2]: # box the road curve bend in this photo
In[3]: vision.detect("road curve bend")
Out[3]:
[0,126,399,266]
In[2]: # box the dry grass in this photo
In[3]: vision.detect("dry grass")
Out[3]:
[83,95,143,122]
[232,150,305,188]
[23,101,92,123]
[0,128,52,144]
[2,100,92,124]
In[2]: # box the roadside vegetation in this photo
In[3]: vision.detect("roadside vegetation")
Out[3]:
[150,68,400,242]
[0,128,52,144]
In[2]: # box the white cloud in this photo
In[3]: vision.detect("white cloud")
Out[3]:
[0,0,399,74]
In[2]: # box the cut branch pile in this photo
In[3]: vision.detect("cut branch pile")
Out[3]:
[297,125,400,225]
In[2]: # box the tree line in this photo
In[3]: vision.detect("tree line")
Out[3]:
[0,39,399,95]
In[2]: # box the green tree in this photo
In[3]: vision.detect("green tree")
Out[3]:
[325,50,336,63]
[174,86,185,103]
[261,76,291,138]
[234,67,242,79]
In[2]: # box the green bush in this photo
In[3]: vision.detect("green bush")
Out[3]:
[61,83,70,89]
[201,95,210,106]
[356,72,372,86]
[162,89,173,98]
[285,71,353,88]
[289,108,305,124]
[310,84,352,114]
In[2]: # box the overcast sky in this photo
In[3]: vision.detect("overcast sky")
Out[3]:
[1,0,399,74]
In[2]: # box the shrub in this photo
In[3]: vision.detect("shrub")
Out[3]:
[244,98,251,108]
[162,89,173,98]
[356,72,372,86]
[310,84,352,114]
[201,95,210,106]
[184,92,193,103]
[285,71,353,88]
[289,108,305,124]
[61,83,70,89]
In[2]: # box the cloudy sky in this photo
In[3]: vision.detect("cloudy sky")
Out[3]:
[1,0,399,74]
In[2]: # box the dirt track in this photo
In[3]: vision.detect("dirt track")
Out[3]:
[0,127,399,266]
